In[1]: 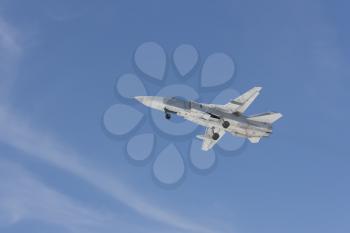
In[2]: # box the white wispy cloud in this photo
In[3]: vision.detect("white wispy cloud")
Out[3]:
[0,105,219,233]
[0,159,120,232]
[0,17,21,100]
[0,14,225,233]
[0,18,21,55]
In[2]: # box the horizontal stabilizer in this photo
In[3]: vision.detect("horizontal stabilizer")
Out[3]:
[248,137,261,143]
[248,112,282,124]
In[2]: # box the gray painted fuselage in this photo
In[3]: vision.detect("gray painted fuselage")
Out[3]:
[135,96,271,139]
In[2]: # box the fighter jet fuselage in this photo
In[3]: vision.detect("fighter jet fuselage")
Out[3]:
[135,87,282,151]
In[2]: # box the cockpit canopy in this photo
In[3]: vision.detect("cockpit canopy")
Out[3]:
[166,97,191,109]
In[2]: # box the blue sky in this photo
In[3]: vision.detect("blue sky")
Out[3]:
[0,0,349,233]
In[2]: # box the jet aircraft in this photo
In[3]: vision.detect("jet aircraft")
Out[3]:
[135,87,282,151]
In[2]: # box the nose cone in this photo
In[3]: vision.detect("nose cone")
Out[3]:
[134,96,147,103]
[134,96,165,109]
[134,96,150,106]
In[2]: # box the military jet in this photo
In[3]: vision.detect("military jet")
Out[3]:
[135,87,282,151]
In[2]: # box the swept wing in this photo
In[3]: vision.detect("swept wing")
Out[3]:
[218,87,262,113]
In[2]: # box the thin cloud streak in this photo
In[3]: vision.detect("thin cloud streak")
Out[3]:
[0,105,220,233]
[0,159,123,233]
[0,17,21,100]
[0,18,21,54]
[0,15,223,233]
